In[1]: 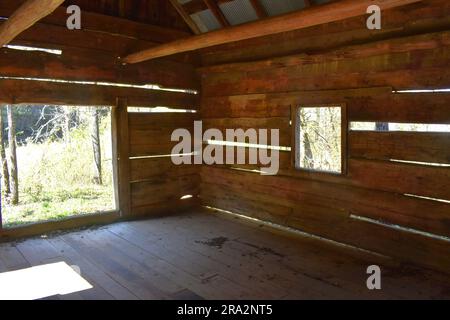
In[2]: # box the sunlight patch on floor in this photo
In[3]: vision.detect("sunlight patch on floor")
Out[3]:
[0,262,92,300]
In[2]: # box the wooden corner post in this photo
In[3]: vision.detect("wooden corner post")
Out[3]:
[113,97,131,218]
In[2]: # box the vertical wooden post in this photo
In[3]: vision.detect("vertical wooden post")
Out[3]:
[114,98,131,217]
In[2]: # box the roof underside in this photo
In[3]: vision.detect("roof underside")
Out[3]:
[179,0,334,33]
[56,0,337,35]
[60,0,191,31]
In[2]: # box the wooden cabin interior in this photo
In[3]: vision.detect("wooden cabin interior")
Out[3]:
[0,0,449,300]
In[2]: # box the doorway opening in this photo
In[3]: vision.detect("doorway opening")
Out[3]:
[0,105,117,228]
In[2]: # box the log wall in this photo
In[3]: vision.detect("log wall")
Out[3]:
[128,112,200,217]
[0,2,199,90]
[199,0,450,273]
[0,5,201,237]
[1,0,449,275]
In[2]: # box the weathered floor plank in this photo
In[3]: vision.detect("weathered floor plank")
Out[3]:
[0,209,449,300]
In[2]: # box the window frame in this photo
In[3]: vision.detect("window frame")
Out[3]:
[0,104,120,231]
[290,103,348,176]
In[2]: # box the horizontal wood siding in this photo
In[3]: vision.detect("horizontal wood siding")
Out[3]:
[128,113,200,217]
[0,47,199,90]
[0,79,199,108]
[0,5,201,232]
[200,0,450,65]
[349,131,450,164]
[201,43,450,96]
[201,166,450,273]
[199,10,450,273]
[129,113,197,157]
[0,3,199,90]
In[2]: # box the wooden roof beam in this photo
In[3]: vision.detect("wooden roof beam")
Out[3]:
[123,0,422,64]
[169,0,202,35]
[203,0,230,27]
[0,0,64,47]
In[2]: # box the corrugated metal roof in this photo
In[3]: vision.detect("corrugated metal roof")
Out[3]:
[259,0,305,16]
[177,0,334,33]
[219,0,259,26]
[192,9,222,32]
[177,0,214,32]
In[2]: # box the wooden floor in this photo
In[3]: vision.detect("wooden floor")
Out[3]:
[0,208,449,300]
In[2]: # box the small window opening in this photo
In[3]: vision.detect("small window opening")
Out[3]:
[294,105,345,174]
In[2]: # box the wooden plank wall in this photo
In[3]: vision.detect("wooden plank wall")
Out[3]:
[0,4,201,235]
[128,112,200,217]
[0,2,198,90]
[199,0,450,273]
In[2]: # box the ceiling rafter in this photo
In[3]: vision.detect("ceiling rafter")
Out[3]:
[249,0,268,18]
[203,0,230,27]
[0,0,64,47]
[123,0,421,64]
[169,0,202,34]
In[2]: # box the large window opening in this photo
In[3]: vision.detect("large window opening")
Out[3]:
[294,105,346,174]
[0,105,116,228]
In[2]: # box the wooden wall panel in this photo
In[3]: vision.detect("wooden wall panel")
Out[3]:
[200,166,450,273]
[0,3,201,230]
[201,30,450,74]
[201,182,292,225]
[199,148,291,172]
[347,159,450,201]
[201,87,392,118]
[0,2,191,44]
[0,79,199,108]
[127,113,200,217]
[129,162,199,216]
[128,113,197,157]
[201,44,450,96]
[202,117,291,146]
[201,0,450,65]
[0,45,199,90]
[200,166,450,238]
[199,22,450,273]
[202,89,450,123]
[130,157,198,182]
[349,131,450,164]
[131,174,199,208]
[348,93,450,124]
[0,3,199,90]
